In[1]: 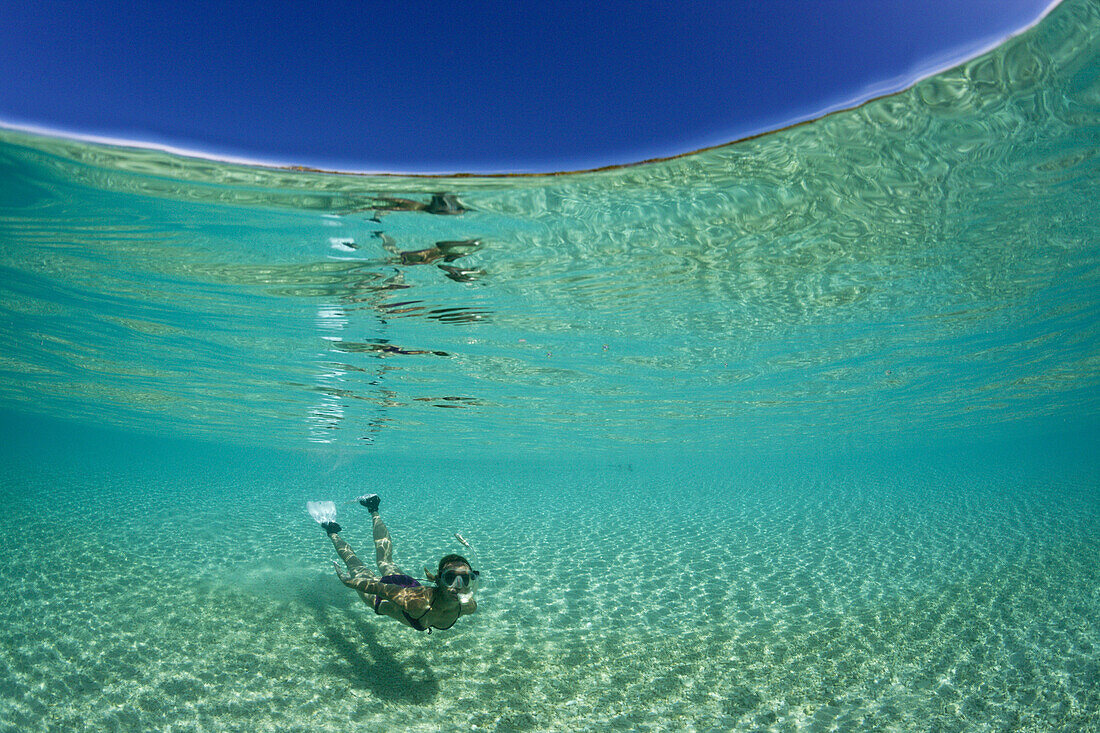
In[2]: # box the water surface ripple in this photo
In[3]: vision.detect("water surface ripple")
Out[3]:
[0,0,1097,452]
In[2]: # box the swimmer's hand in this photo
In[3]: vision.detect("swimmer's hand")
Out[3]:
[332,561,353,586]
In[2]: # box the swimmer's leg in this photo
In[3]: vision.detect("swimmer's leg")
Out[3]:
[328,533,381,607]
[362,496,401,577]
[329,532,371,577]
[373,514,401,577]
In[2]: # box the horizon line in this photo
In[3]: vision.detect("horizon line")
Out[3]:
[0,0,1062,179]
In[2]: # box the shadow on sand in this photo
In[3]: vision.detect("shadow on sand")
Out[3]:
[298,585,440,704]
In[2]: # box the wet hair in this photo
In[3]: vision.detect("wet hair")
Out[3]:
[437,554,471,575]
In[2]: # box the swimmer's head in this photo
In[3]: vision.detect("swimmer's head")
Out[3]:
[426,554,479,598]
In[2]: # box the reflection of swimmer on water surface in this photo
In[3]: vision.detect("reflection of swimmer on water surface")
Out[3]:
[354,192,468,222]
[331,340,450,357]
[401,240,481,265]
[375,232,481,265]
[437,264,482,283]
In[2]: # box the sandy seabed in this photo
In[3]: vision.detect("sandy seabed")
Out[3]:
[1,451,1097,733]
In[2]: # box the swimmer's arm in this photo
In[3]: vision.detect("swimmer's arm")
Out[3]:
[332,563,429,611]
[460,598,477,615]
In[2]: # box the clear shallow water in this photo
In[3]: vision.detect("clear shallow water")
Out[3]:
[1,0,1099,730]
[0,425,1097,732]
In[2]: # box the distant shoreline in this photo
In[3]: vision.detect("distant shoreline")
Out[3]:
[0,0,1064,179]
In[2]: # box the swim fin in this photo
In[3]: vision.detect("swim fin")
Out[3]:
[307,501,341,534]
[343,494,380,512]
[307,501,336,524]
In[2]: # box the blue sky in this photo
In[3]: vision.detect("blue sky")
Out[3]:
[0,0,1059,173]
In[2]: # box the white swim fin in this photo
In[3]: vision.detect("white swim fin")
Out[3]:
[307,501,337,525]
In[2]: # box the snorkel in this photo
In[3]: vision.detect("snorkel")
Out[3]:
[452,533,482,602]
[454,532,479,565]
[451,534,481,603]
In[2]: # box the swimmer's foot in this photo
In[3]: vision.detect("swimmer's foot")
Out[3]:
[358,494,380,514]
[321,521,342,535]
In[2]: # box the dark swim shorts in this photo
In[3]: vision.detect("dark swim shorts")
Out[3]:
[372,574,421,614]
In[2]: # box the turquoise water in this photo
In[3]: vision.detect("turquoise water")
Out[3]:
[1,0,1099,730]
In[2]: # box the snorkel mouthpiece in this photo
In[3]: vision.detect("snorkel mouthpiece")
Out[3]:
[451,571,478,604]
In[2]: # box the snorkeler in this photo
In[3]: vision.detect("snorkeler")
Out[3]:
[353,192,468,222]
[307,494,478,633]
[374,231,482,266]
